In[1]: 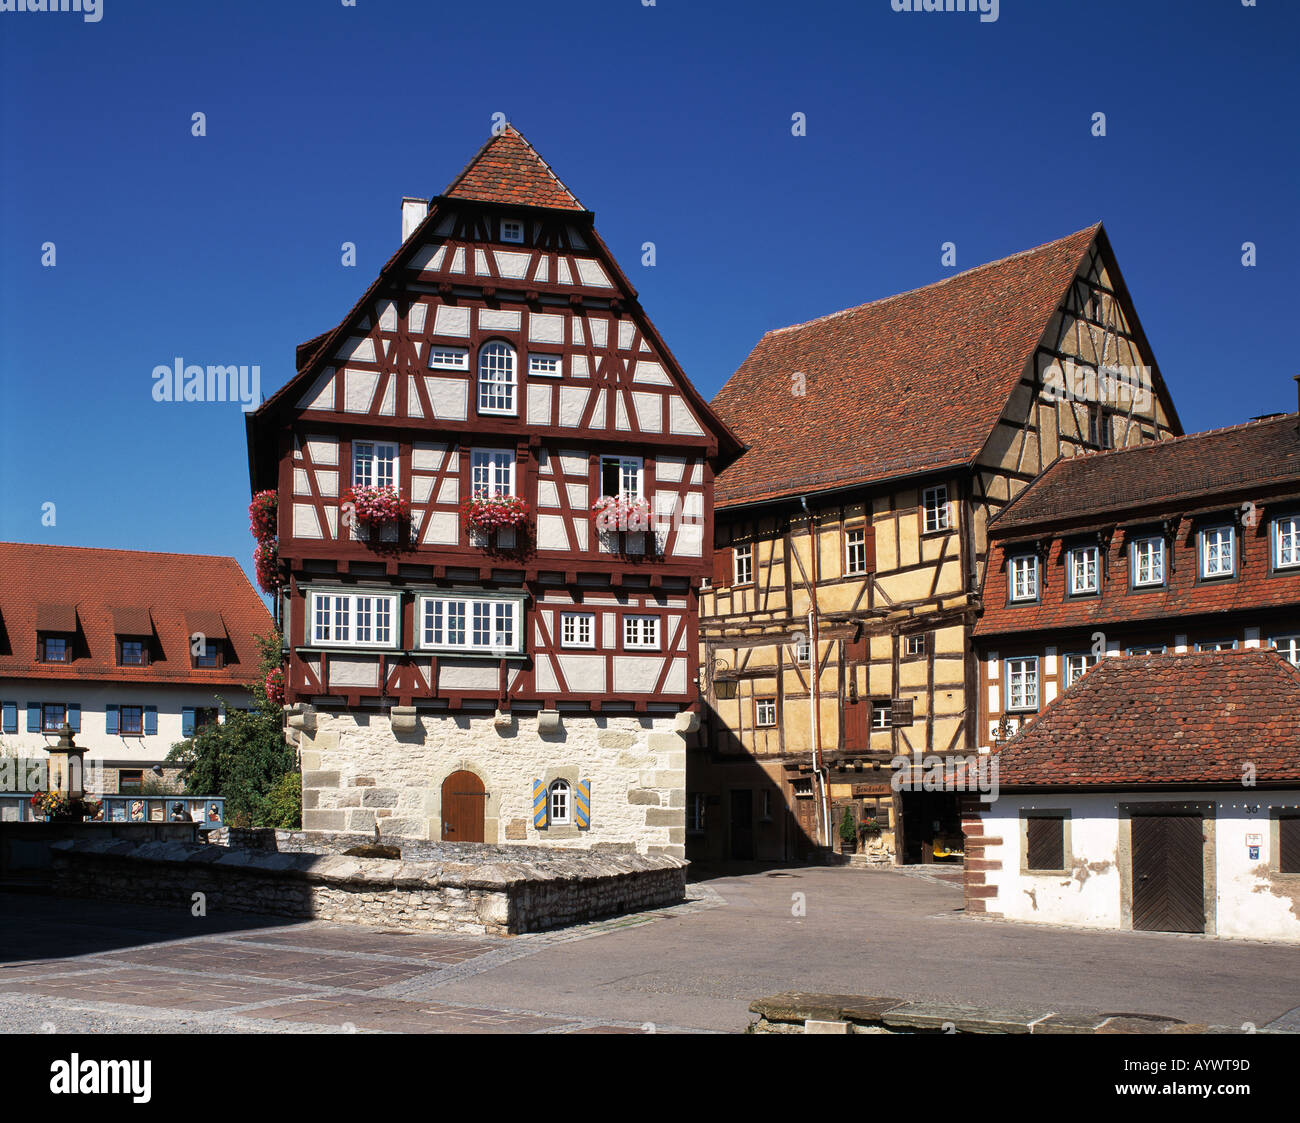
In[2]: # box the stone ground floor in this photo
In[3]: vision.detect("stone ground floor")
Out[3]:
[1,865,1298,1033]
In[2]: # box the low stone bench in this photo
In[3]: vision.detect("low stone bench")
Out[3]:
[747,992,1259,1034]
[50,837,687,936]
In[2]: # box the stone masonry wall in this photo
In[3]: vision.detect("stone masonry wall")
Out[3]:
[52,838,688,936]
[293,709,690,857]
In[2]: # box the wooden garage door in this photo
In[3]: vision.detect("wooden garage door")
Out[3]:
[1131,815,1204,933]
[441,771,486,843]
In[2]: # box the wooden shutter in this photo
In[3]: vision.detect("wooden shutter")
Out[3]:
[182,708,196,738]
[532,778,548,828]
[105,704,120,736]
[67,704,81,733]
[575,778,591,829]
[1281,818,1300,874]
[846,625,867,662]
[1,702,15,734]
[712,545,731,587]
[143,706,157,736]
[1026,816,1064,870]
[863,524,876,573]
[890,698,915,726]
[26,703,40,733]
[844,699,868,750]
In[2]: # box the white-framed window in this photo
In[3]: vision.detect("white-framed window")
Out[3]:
[1270,634,1300,666]
[922,486,950,533]
[755,697,777,727]
[352,440,398,490]
[1127,644,1166,655]
[1006,657,1039,711]
[528,353,562,378]
[470,448,516,498]
[309,590,401,649]
[1009,554,1039,602]
[548,779,571,824]
[733,543,753,586]
[417,595,523,654]
[500,218,525,244]
[845,527,868,576]
[1200,526,1235,579]
[1196,637,1237,652]
[793,636,810,664]
[1068,545,1100,595]
[1131,536,1165,587]
[428,346,469,371]
[904,633,926,657]
[599,454,643,499]
[560,612,595,649]
[1064,652,1098,688]
[1275,515,1300,570]
[477,340,517,415]
[871,701,891,729]
[623,615,660,650]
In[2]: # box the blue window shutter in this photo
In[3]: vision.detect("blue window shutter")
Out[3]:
[106,704,119,735]
[182,708,195,737]
[26,703,40,733]
[2,702,15,734]
[68,704,81,733]
[144,706,157,736]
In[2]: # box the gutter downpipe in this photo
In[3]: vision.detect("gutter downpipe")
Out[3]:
[800,495,831,851]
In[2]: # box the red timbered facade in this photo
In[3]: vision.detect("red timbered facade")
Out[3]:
[246,127,741,853]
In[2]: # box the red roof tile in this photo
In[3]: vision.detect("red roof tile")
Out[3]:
[442,125,585,212]
[992,412,1300,532]
[994,650,1300,787]
[712,226,1102,507]
[0,543,272,686]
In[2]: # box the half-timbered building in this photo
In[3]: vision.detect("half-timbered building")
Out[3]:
[975,407,1300,744]
[694,225,1181,864]
[245,127,741,856]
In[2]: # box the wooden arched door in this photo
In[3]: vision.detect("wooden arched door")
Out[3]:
[441,771,486,843]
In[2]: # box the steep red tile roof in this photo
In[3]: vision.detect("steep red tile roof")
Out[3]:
[994,650,1300,787]
[0,543,272,686]
[992,412,1300,532]
[712,225,1104,507]
[442,125,585,212]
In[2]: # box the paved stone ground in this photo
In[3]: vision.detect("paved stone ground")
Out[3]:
[2,863,1297,1033]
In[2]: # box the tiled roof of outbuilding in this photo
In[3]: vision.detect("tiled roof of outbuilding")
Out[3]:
[994,650,1300,787]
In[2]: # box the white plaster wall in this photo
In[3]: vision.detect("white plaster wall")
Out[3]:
[299,711,686,856]
[0,678,253,773]
[982,790,1300,941]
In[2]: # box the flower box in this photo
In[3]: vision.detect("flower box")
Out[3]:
[591,495,652,533]
[346,485,411,525]
[461,494,530,535]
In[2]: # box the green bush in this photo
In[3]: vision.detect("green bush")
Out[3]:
[838,806,858,843]
[166,629,298,828]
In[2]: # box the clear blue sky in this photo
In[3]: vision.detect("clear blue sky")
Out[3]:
[2,0,1296,596]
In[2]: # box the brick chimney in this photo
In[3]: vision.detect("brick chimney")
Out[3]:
[401,197,428,244]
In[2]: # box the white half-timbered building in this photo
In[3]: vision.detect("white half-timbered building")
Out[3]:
[246,127,741,855]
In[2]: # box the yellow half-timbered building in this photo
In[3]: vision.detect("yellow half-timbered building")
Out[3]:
[692,225,1181,864]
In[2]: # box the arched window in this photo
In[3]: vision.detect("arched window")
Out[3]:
[477,341,517,416]
[549,779,571,826]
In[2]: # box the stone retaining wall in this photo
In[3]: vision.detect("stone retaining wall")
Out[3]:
[50,838,687,936]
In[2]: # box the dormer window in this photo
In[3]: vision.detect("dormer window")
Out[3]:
[1009,554,1039,602]
[1131,536,1165,587]
[1200,525,1235,579]
[193,638,224,668]
[500,218,525,244]
[38,634,70,663]
[1275,515,1300,570]
[1068,545,1100,595]
[477,341,517,415]
[119,638,149,667]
